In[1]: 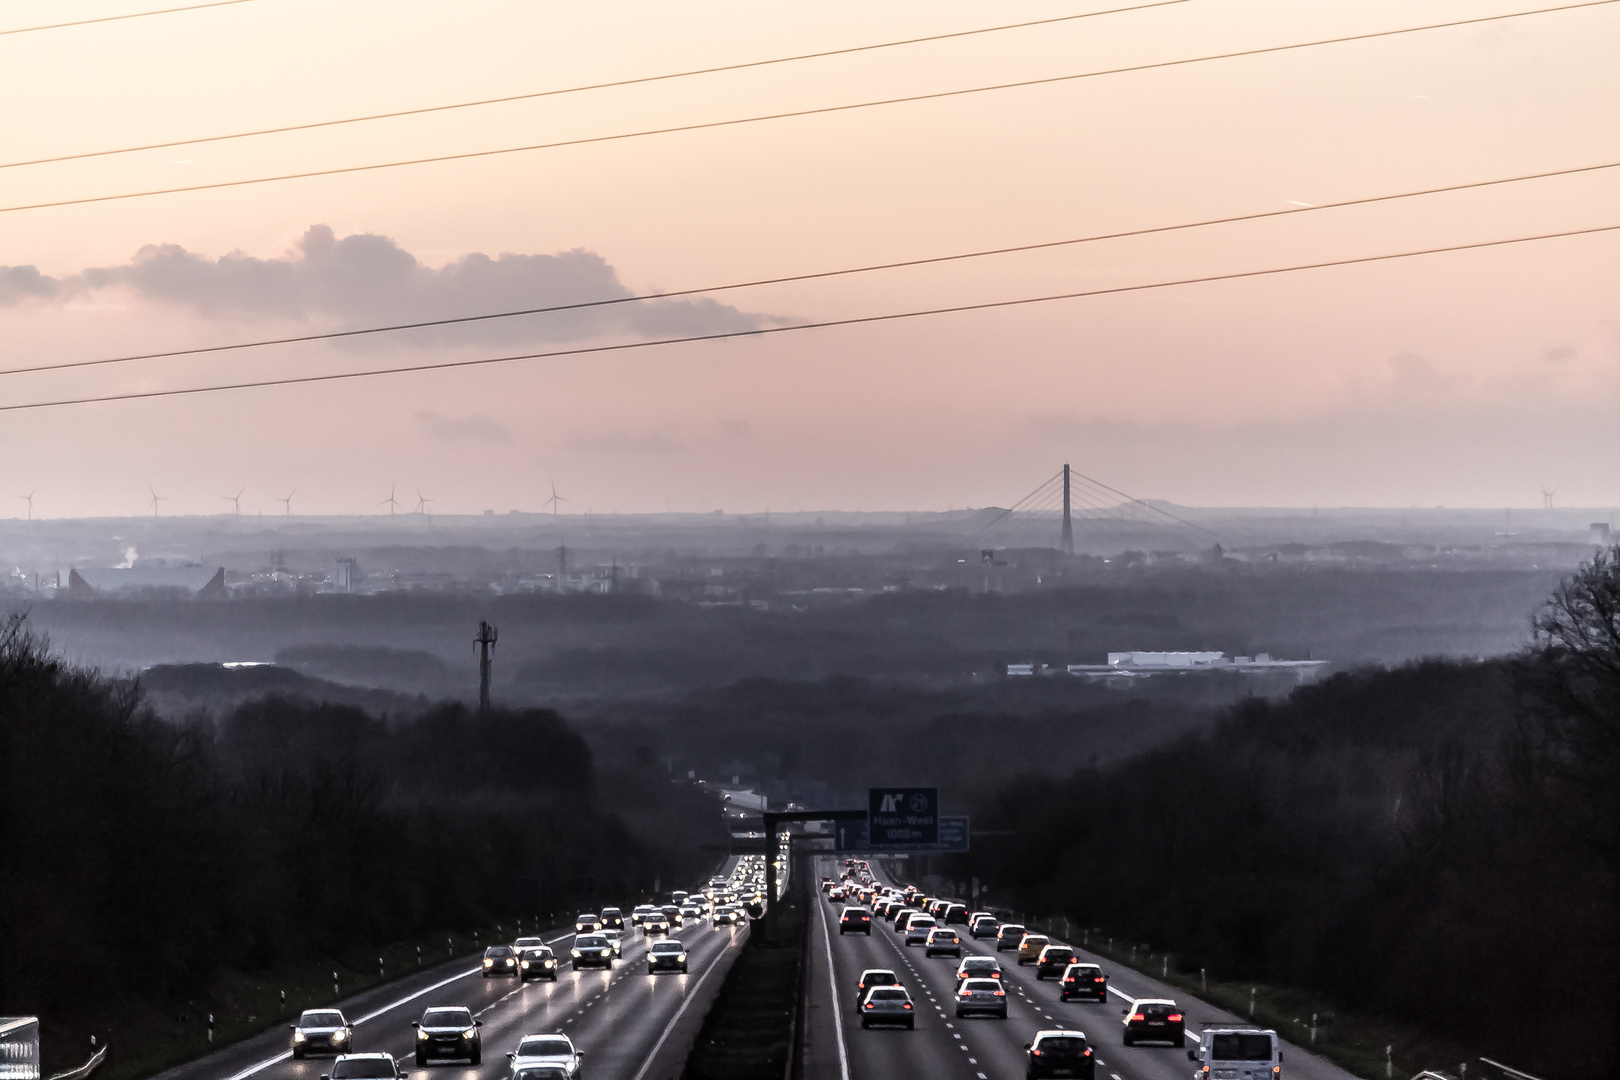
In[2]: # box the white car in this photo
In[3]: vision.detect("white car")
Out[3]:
[507,1033,583,1079]
[600,929,624,958]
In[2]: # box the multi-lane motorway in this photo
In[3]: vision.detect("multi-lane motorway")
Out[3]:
[800,857,1362,1080]
[155,860,750,1080]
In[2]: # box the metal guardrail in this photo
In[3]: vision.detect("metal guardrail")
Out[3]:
[46,1044,105,1080]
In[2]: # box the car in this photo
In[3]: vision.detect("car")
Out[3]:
[507,1032,583,1079]
[1025,1030,1097,1079]
[513,936,546,950]
[1036,944,1077,980]
[647,940,689,974]
[828,886,846,902]
[945,903,970,924]
[969,910,994,925]
[839,906,873,935]
[954,956,1003,984]
[680,904,702,920]
[601,929,624,958]
[904,915,937,946]
[712,905,741,927]
[1018,934,1051,966]
[1060,962,1107,1002]
[671,890,689,905]
[630,905,655,926]
[895,909,924,932]
[290,1009,352,1058]
[970,915,999,939]
[996,923,1027,951]
[955,978,1008,1019]
[1187,1028,1282,1079]
[322,1053,398,1080]
[570,934,614,970]
[642,911,671,934]
[574,913,601,934]
[660,904,682,925]
[859,986,916,1029]
[924,926,963,957]
[853,968,902,1011]
[1122,999,1184,1046]
[519,946,559,981]
[482,945,521,977]
[600,907,625,930]
[412,1007,481,1066]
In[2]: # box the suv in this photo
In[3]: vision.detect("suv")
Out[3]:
[1026,1030,1096,1079]
[1060,962,1107,1001]
[1187,1028,1281,1080]
[996,923,1027,951]
[600,906,624,930]
[1036,944,1076,979]
[924,926,963,958]
[290,1010,352,1058]
[482,945,520,977]
[840,906,873,934]
[1122,999,1184,1046]
[325,1053,398,1080]
[412,1007,481,1066]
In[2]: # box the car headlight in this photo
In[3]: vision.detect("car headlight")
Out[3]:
[505,958,515,965]
[677,953,687,962]
[544,959,555,967]
[571,949,582,957]
[332,1031,348,1041]
[520,960,530,968]
[462,1029,477,1039]
[292,1032,306,1042]
[483,958,494,966]
[416,1031,429,1041]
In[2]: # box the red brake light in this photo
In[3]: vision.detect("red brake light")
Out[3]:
[1130,1013,1146,1022]
[1094,977,1105,982]
[960,989,971,997]
[1031,1049,1041,1057]
[902,1002,912,1010]
[1084,1049,1093,1057]
[864,1003,874,1009]
[1168,1014,1183,1022]
[992,990,1005,996]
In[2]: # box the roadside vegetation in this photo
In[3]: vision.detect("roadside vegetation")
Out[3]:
[0,616,726,1078]
[950,545,1620,1079]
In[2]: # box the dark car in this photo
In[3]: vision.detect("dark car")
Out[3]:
[599,906,624,930]
[943,903,970,925]
[519,946,559,981]
[904,915,938,947]
[955,955,1003,984]
[647,940,689,974]
[482,945,520,977]
[970,915,999,939]
[661,904,682,925]
[1026,1030,1097,1079]
[1036,944,1077,980]
[853,968,902,1011]
[996,923,1027,951]
[412,1007,481,1066]
[839,906,873,935]
[323,1053,399,1080]
[1060,962,1107,1001]
[1122,999,1185,1046]
[571,934,614,970]
[955,978,1008,1019]
[859,987,916,1030]
[573,913,601,934]
[290,1010,352,1058]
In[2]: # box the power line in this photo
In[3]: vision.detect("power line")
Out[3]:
[4,0,1612,215]
[0,0,262,37]
[4,223,1612,414]
[7,160,1611,379]
[0,0,1193,170]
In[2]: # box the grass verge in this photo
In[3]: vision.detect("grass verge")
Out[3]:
[682,886,806,1080]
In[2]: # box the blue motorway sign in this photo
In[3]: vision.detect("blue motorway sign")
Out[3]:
[869,787,939,846]
[837,813,968,854]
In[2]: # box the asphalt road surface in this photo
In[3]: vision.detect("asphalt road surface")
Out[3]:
[801,856,1362,1080]
[155,860,747,1080]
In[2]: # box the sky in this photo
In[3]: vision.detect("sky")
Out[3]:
[0,0,1616,517]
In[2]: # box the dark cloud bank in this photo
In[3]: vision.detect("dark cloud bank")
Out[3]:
[1,225,773,345]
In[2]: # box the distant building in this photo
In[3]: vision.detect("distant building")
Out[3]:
[1592,522,1613,546]
[1064,651,1327,682]
[67,566,225,599]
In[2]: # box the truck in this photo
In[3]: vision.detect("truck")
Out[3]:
[0,1018,40,1080]
[1188,1027,1282,1080]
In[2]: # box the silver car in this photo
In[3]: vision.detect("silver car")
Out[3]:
[290,1009,352,1058]
[904,915,937,947]
[955,978,1008,1019]
[859,986,916,1029]
[507,1033,582,1079]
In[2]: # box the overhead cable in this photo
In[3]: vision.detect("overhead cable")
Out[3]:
[0,0,262,37]
[2,223,1612,413]
[3,0,1612,214]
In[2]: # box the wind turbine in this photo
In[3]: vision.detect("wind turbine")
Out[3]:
[17,490,34,520]
[278,490,295,517]
[414,488,433,516]
[223,489,244,516]
[544,480,569,517]
[148,487,167,517]
[379,484,400,516]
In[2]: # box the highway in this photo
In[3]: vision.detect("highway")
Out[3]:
[154,859,750,1080]
[801,856,1362,1080]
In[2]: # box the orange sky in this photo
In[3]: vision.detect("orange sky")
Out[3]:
[1,0,1616,517]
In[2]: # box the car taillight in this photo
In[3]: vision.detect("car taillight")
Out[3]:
[1065,977,1075,983]
[960,989,972,996]
[902,1003,912,1010]
[1168,1014,1183,1022]
[1130,1013,1146,1022]
[1084,1049,1093,1057]
[993,990,1005,996]
[864,1003,875,1010]
[1094,977,1105,982]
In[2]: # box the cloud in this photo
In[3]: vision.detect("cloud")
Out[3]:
[568,425,685,456]
[0,224,777,345]
[416,411,511,443]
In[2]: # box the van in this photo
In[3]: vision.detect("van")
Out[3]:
[1188,1028,1281,1080]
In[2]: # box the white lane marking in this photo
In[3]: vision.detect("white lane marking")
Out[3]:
[628,923,741,1080]
[817,896,853,1080]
